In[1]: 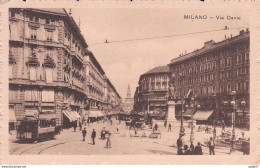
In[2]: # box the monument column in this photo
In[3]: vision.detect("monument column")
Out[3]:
[166,101,177,125]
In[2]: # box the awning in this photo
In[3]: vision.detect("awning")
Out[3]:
[71,111,81,119]
[39,114,57,120]
[176,100,185,105]
[88,111,97,118]
[193,110,214,121]
[183,109,193,117]
[63,111,77,122]
[9,107,16,122]
[97,111,103,117]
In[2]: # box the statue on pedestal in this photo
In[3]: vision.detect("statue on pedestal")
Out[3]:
[168,84,176,102]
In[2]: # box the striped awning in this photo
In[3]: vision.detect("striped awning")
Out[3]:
[193,110,214,121]
[71,111,81,119]
[63,111,77,122]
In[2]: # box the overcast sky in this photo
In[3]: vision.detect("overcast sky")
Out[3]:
[69,8,249,100]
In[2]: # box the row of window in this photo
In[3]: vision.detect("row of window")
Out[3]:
[141,81,169,91]
[142,76,168,83]
[29,27,82,55]
[30,27,54,42]
[220,81,249,92]
[174,42,249,70]
[175,82,249,97]
[10,11,56,25]
[220,53,249,68]
[177,54,249,77]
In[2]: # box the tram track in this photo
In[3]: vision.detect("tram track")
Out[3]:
[10,143,45,155]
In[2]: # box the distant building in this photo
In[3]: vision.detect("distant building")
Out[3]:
[121,85,134,113]
[134,65,170,119]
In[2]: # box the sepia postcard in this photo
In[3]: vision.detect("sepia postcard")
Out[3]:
[0,0,259,165]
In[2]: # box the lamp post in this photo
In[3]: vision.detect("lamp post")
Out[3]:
[179,97,185,138]
[241,99,246,126]
[223,91,237,153]
[185,97,197,143]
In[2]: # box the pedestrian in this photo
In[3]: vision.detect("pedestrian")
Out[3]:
[183,145,191,155]
[205,126,209,133]
[82,128,87,142]
[213,126,216,140]
[177,136,183,149]
[101,127,106,139]
[168,123,172,132]
[79,121,82,131]
[194,142,203,155]
[221,120,225,132]
[73,121,77,132]
[82,117,86,126]
[116,127,119,133]
[190,142,195,154]
[241,131,245,140]
[154,123,158,131]
[91,129,96,145]
[177,147,183,155]
[208,137,215,155]
[106,133,111,148]
[164,121,167,128]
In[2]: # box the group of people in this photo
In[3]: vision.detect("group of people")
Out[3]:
[81,128,96,145]
[176,136,203,155]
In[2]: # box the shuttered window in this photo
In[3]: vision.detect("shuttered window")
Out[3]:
[42,88,54,102]
[45,68,53,83]
[29,67,36,81]
[24,89,39,101]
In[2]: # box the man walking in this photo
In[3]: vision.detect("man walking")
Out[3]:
[82,128,87,142]
[208,137,215,155]
[194,142,203,155]
[168,123,172,132]
[106,133,111,148]
[177,136,183,149]
[91,129,96,145]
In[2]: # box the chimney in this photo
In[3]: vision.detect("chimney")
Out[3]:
[240,30,245,35]
[204,40,215,48]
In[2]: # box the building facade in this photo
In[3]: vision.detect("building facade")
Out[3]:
[169,30,249,127]
[9,8,121,128]
[134,65,170,118]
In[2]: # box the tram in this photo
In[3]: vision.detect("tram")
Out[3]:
[16,117,61,142]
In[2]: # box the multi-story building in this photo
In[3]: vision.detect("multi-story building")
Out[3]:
[9,8,121,128]
[134,65,170,119]
[168,30,249,126]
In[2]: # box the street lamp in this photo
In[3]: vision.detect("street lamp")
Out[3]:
[241,99,246,126]
[179,97,185,138]
[185,97,195,143]
[230,90,236,153]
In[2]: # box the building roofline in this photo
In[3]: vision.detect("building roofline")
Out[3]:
[24,8,88,48]
[83,49,105,75]
[169,30,249,65]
